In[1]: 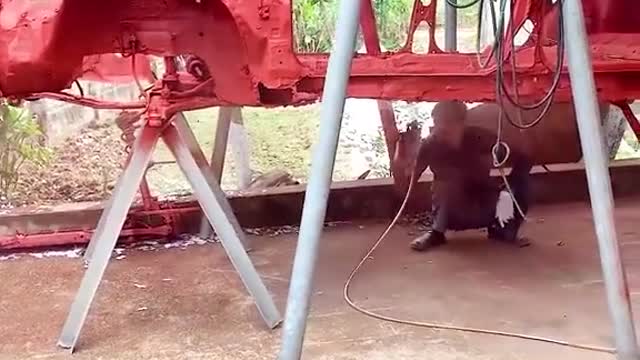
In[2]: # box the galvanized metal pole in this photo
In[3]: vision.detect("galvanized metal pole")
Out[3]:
[562,1,640,359]
[163,123,280,327]
[277,0,362,358]
[444,0,457,51]
[228,109,252,190]
[59,126,162,351]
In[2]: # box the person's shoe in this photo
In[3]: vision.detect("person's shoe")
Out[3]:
[488,221,530,247]
[487,224,502,240]
[410,230,447,251]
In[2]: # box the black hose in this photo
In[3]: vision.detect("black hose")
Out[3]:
[446,0,483,10]
[474,0,499,68]
[498,0,565,110]
[491,0,565,129]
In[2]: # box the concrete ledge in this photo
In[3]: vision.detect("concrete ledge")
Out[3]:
[229,159,640,227]
[2,159,640,238]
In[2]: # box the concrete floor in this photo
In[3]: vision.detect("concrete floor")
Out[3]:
[2,198,640,359]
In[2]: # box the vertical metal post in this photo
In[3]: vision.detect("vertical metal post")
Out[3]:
[210,107,233,183]
[563,1,640,359]
[277,0,362,359]
[444,0,457,51]
[228,109,252,190]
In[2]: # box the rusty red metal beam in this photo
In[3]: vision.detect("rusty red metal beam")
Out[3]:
[0,226,173,250]
[1,0,640,107]
[3,160,640,252]
[358,0,400,179]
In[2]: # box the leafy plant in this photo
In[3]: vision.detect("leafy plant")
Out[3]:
[0,100,51,200]
[293,0,337,53]
[373,0,413,51]
[293,0,413,53]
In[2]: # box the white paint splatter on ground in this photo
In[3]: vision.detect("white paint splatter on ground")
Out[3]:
[0,222,355,262]
[28,249,83,259]
[0,254,20,261]
[0,248,83,262]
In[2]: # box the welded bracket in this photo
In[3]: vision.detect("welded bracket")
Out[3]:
[58,115,281,353]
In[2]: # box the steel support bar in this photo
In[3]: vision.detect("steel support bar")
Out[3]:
[163,124,279,327]
[199,107,232,239]
[211,108,233,183]
[58,126,162,351]
[84,114,158,262]
[58,119,277,352]
[172,112,250,250]
[562,1,640,359]
[445,0,458,51]
[229,111,252,190]
[278,0,362,358]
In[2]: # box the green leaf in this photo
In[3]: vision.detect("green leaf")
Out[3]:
[0,99,50,199]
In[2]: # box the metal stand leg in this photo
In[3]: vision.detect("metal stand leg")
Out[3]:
[58,126,162,351]
[228,110,252,190]
[85,111,157,262]
[173,114,251,250]
[562,1,640,359]
[163,124,279,327]
[84,172,155,263]
[59,119,278,352]
[83,191,115,263]
[199,107,232,239]
[278,0,362,358]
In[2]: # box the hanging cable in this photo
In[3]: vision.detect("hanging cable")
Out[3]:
[73,80,85,97]
[494,0,565,129]
[446,0,482,9]
[342,1,614,354]
[474,0,565,128]
[498,0,565,111]
[130,53,150,103]
[474,0,500,68]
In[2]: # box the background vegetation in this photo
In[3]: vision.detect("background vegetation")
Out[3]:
[0,101,50,202]
[293,0,480,52]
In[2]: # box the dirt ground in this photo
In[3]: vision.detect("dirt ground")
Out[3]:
[13,122,127,206]
[9,105,322,207]
[2,198,640,359]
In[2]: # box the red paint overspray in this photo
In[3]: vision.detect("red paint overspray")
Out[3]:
[2,0,640,250]
[0,0,639,103]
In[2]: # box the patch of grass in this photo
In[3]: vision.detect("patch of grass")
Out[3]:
[243,105,320,179]
[145,105,321,194]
